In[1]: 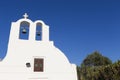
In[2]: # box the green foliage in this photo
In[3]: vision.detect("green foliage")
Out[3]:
[81,51,112,67]
[77,51,120,80]
[78,61,120,80]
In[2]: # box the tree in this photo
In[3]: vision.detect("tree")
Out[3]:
[81,51,112,67]
[77,51,119,80]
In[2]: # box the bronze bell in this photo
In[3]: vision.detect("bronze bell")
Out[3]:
[37,31,41,36]
[22,28,27,34]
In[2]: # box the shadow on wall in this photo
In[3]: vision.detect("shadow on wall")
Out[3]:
[0,58,2,61]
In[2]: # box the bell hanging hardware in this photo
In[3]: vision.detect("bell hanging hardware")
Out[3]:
[22,28,27,34]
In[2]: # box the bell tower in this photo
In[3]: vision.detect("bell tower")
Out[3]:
[3,13,53,63]
[9,13,50,42]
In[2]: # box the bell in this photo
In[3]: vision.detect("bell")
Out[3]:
[22,28,27,34]
[37,31,41,36]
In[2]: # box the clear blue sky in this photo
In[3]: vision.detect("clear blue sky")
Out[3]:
[0,0,120,65]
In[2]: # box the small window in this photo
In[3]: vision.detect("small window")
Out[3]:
[19,21,30,40]
[36,23,42,41]
[26,62,31,68]
[34,58,44,72]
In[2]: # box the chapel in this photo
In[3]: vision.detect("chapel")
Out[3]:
[0,13,78,80]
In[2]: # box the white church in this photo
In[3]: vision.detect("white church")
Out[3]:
[0,13,78,80]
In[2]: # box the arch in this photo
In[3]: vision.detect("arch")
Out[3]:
[19,21,30,40]
[16,18,33,24]
[35,23,42,41]
[34,20,45,25]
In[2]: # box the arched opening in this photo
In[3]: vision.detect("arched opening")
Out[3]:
[36,23,42,41]
[19,21,30,40]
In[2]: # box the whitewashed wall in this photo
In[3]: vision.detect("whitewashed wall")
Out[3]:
[0,15,78,80]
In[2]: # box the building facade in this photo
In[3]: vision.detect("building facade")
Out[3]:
[0,13,78,80]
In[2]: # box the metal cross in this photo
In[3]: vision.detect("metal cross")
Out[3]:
[23,13,28,19]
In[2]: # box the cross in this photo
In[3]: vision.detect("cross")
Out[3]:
[23,13,28,19]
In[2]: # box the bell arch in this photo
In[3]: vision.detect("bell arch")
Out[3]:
[35,23,42,41]
[19,21,30,40]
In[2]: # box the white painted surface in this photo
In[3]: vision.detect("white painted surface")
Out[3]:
[0,14,78,80]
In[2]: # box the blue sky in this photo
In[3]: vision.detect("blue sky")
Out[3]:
[0,0,120,65]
